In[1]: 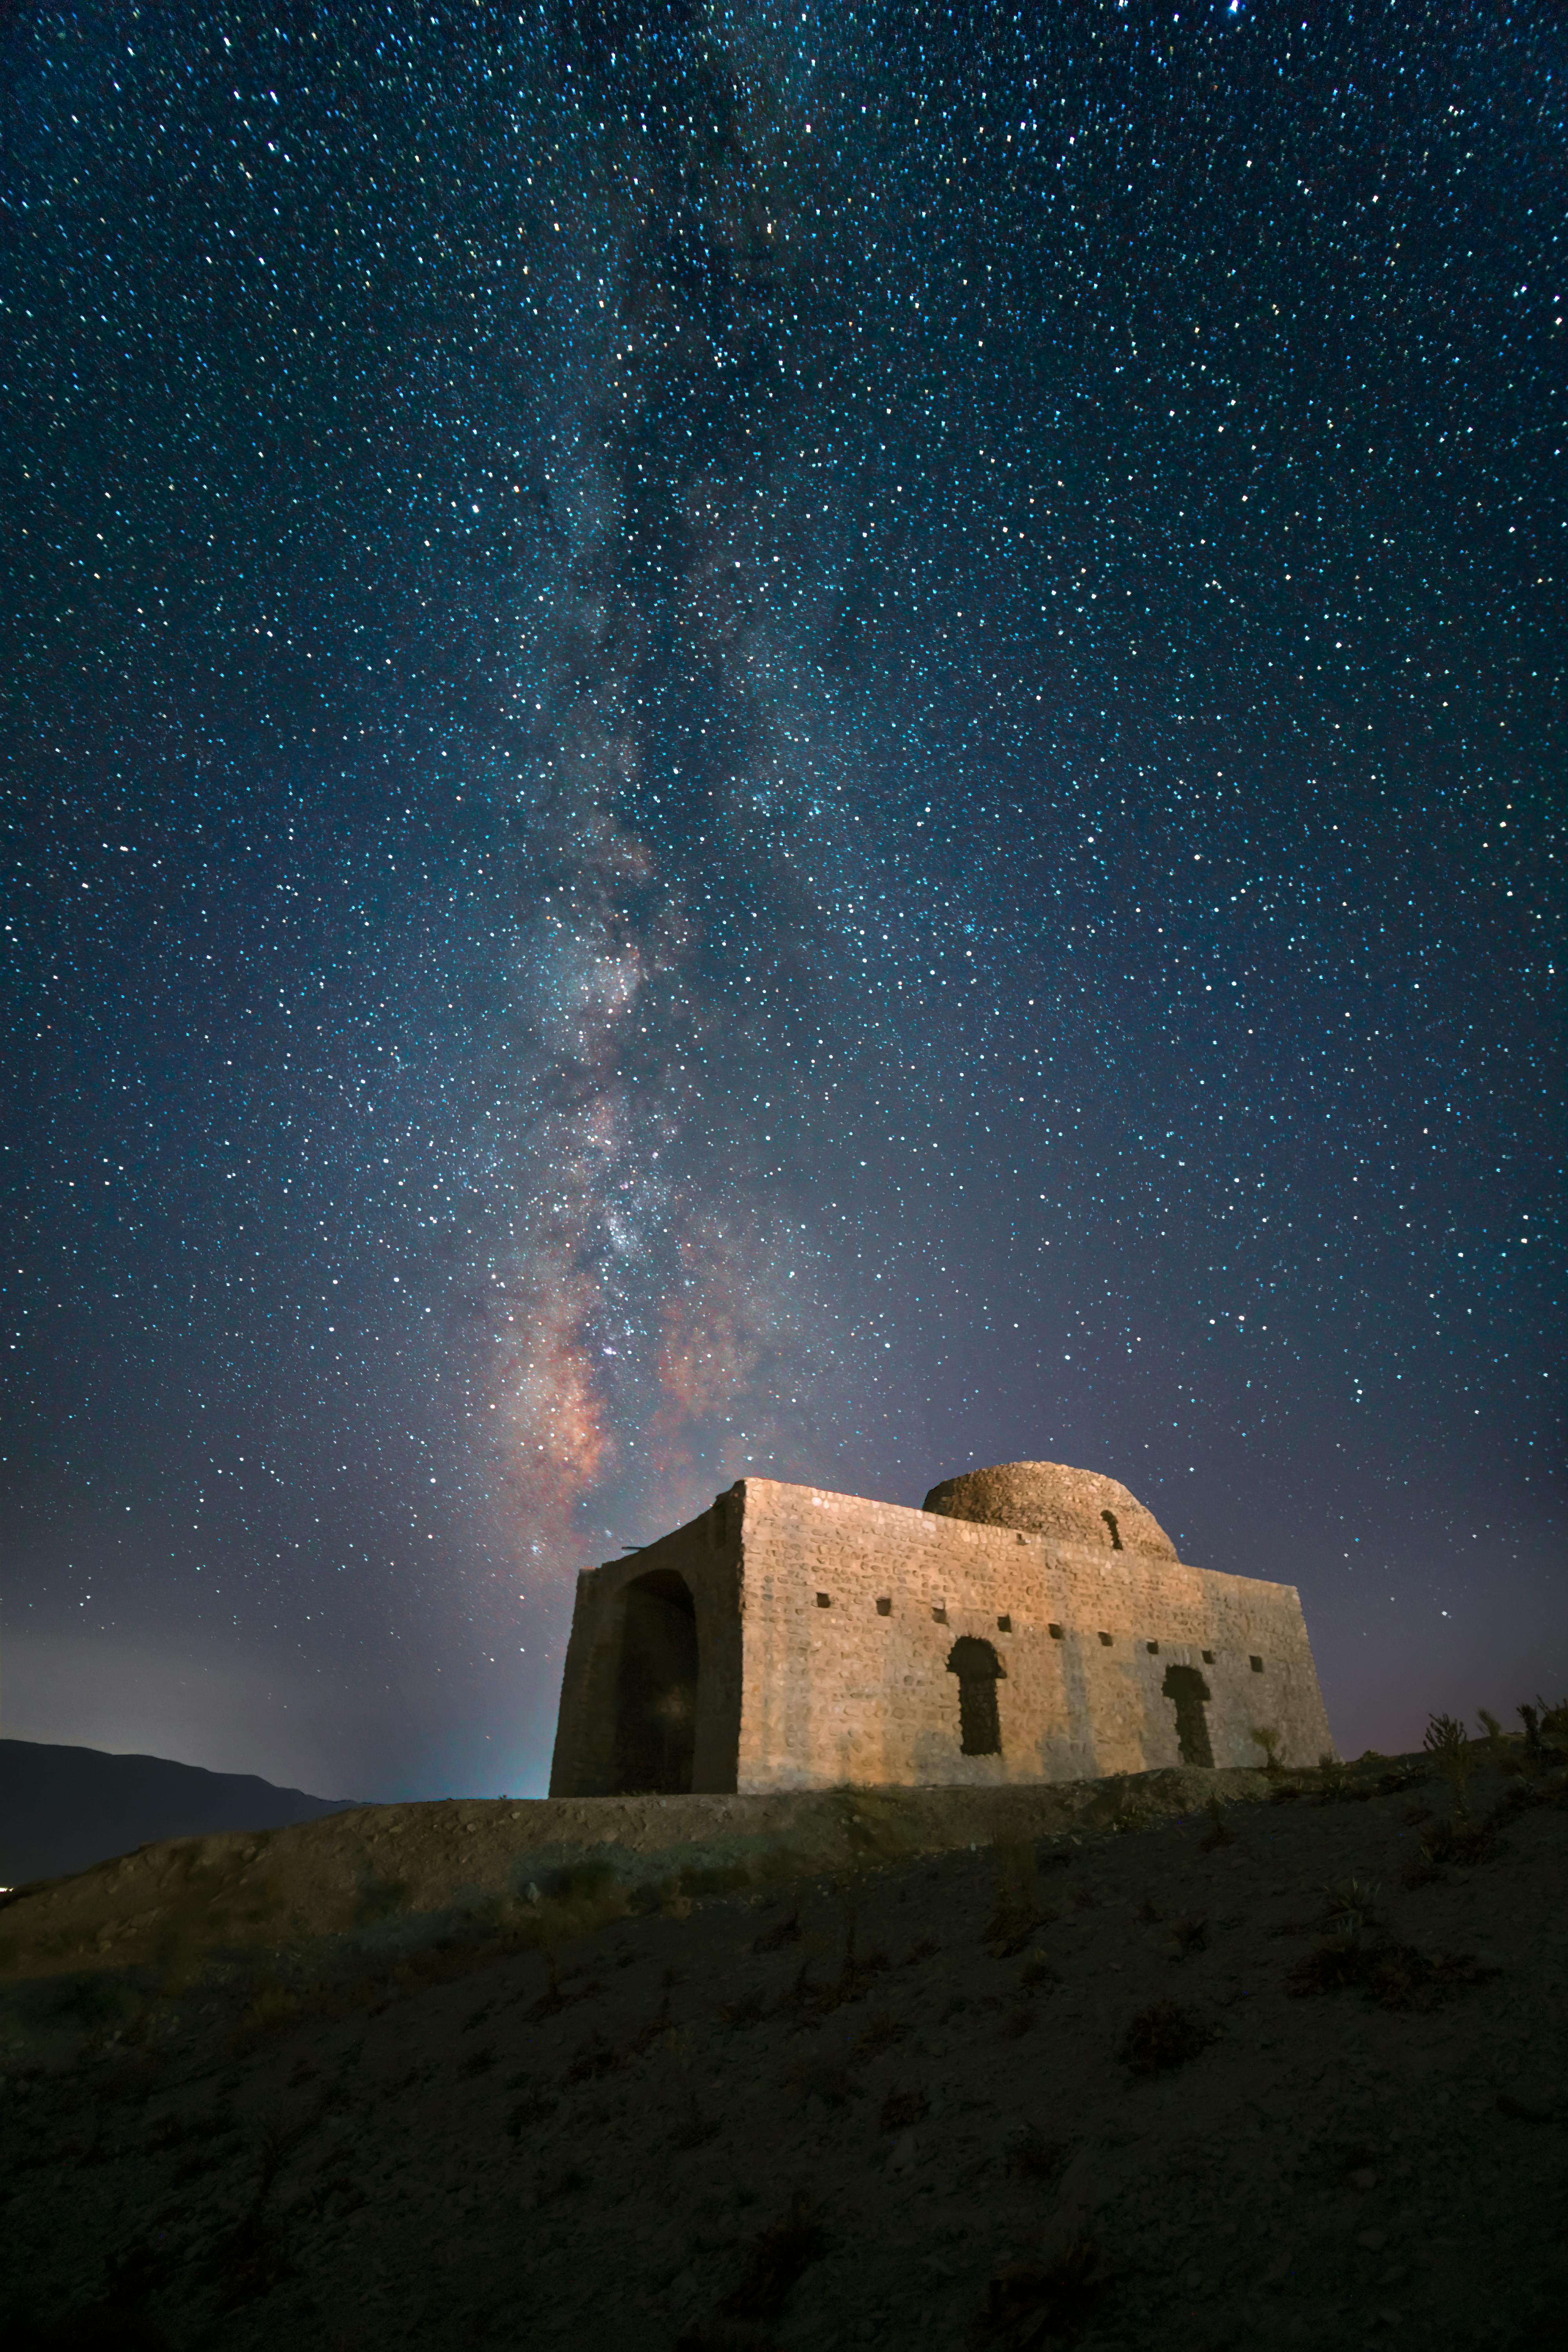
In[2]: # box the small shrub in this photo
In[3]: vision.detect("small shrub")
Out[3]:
[354,1875,410,1927]
[783,2047,858,2109]
[854,2009,908,2057]
[1198,1797,1235,1851]
[985,1840,1048,1951]
[528,1950,566,2021]
[718,1988,767,2031]
[506,2085,559,2138]
[966,2229,1102,2351]
[679,1862,750,1899]
[880,2085,929,2132]
[1111,1800,1156,1835]
[684,2190,829,2334]
[535,2162,587,2204]
[1249,1724,1284,1774]
[1289,1935,1499,2011]
[1537,1697,1568,1759]
[1117,1998,1214,2076]
[1169,1916,1209,1959]
[671,2093,719,2150]
[751,1908,801,1955]
[564,2032,621,2085]
[1423,1713,1474,1813]
[1320,1877,1381,1939]
[1405,1814,1499,1884]
[1005,2123,1070,2186]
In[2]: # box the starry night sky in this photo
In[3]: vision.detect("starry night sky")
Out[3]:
[2,2,1561,1802]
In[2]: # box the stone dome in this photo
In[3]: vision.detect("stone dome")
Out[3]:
[922,1460,1178,1560]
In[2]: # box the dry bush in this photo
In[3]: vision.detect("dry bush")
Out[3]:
[1005,2123,1071,2187]
[879,2084,929,2132]
[1116,1998,1214,2076]
[967,2227,1103,2350]
[1198,1797,1235,1850]
[781,2044,859,2109]
[751,1908,800,1955]
[1423,1712,1474,1812]
[1319,1877,1382,1938]
[677,2190,829,2345]
[1289,1934,1497,2011]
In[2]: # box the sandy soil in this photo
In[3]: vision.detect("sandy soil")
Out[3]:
[1,1748,1564,2351]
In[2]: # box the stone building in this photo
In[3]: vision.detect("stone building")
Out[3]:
[548,1461,1334,1797]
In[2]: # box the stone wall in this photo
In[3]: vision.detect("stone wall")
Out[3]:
[549,1474,1335,1797]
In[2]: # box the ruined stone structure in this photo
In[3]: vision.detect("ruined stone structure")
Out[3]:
[548,1462,1334,1797]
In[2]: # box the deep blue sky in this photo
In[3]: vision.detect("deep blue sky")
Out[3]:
[2,1,1561,1801]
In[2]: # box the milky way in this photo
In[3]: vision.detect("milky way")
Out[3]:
[2,4,1561,1797]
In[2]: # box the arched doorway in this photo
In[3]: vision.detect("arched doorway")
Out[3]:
[613,1571,699,1793]
[1162,1663,1214,1768]
[947,1635,1005,1756]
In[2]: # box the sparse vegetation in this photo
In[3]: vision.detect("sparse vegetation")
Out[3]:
[750,1907,800,1955]
[1289,1934,1498,2012]
[677,2190,829,2345]
[1116,1998,1214,2076]
[1249,1723,1284,1774]
[1005,2122,1071,2186]
[879,2084,929,2131]
[3,1716,1563,2350]
[1423,1712,1475,1813]
[984,1839,1048,1952]
[1320,1877,1382,1939]
[1198,1795,1235,1849]
[967,2228,1103,2350]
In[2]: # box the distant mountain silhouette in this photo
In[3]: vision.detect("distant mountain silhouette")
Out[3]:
[0,1739,359,1887]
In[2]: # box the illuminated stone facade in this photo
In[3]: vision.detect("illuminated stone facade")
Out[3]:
[548,1463,1335,1797]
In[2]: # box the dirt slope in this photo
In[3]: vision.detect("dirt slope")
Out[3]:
[1,1749,1564,2352]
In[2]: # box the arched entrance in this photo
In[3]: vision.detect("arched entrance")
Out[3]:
[947,1635,1005,1756]
[613,1570,699,1793]
[1162,1663,1214,1768]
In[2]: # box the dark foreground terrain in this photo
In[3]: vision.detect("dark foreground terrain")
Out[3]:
[2,1736,1564,2352]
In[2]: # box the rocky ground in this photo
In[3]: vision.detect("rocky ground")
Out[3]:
[1,1742,1564,2352]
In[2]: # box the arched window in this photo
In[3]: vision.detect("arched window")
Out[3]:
[947,1635,1005,1757]
[1161,1662,1213,1769]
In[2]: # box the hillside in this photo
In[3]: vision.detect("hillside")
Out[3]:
[0,1739,1564,2350]
[0,1739,357,1888]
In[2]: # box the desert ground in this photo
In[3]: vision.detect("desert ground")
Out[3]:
[1,1728,1564,2351]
